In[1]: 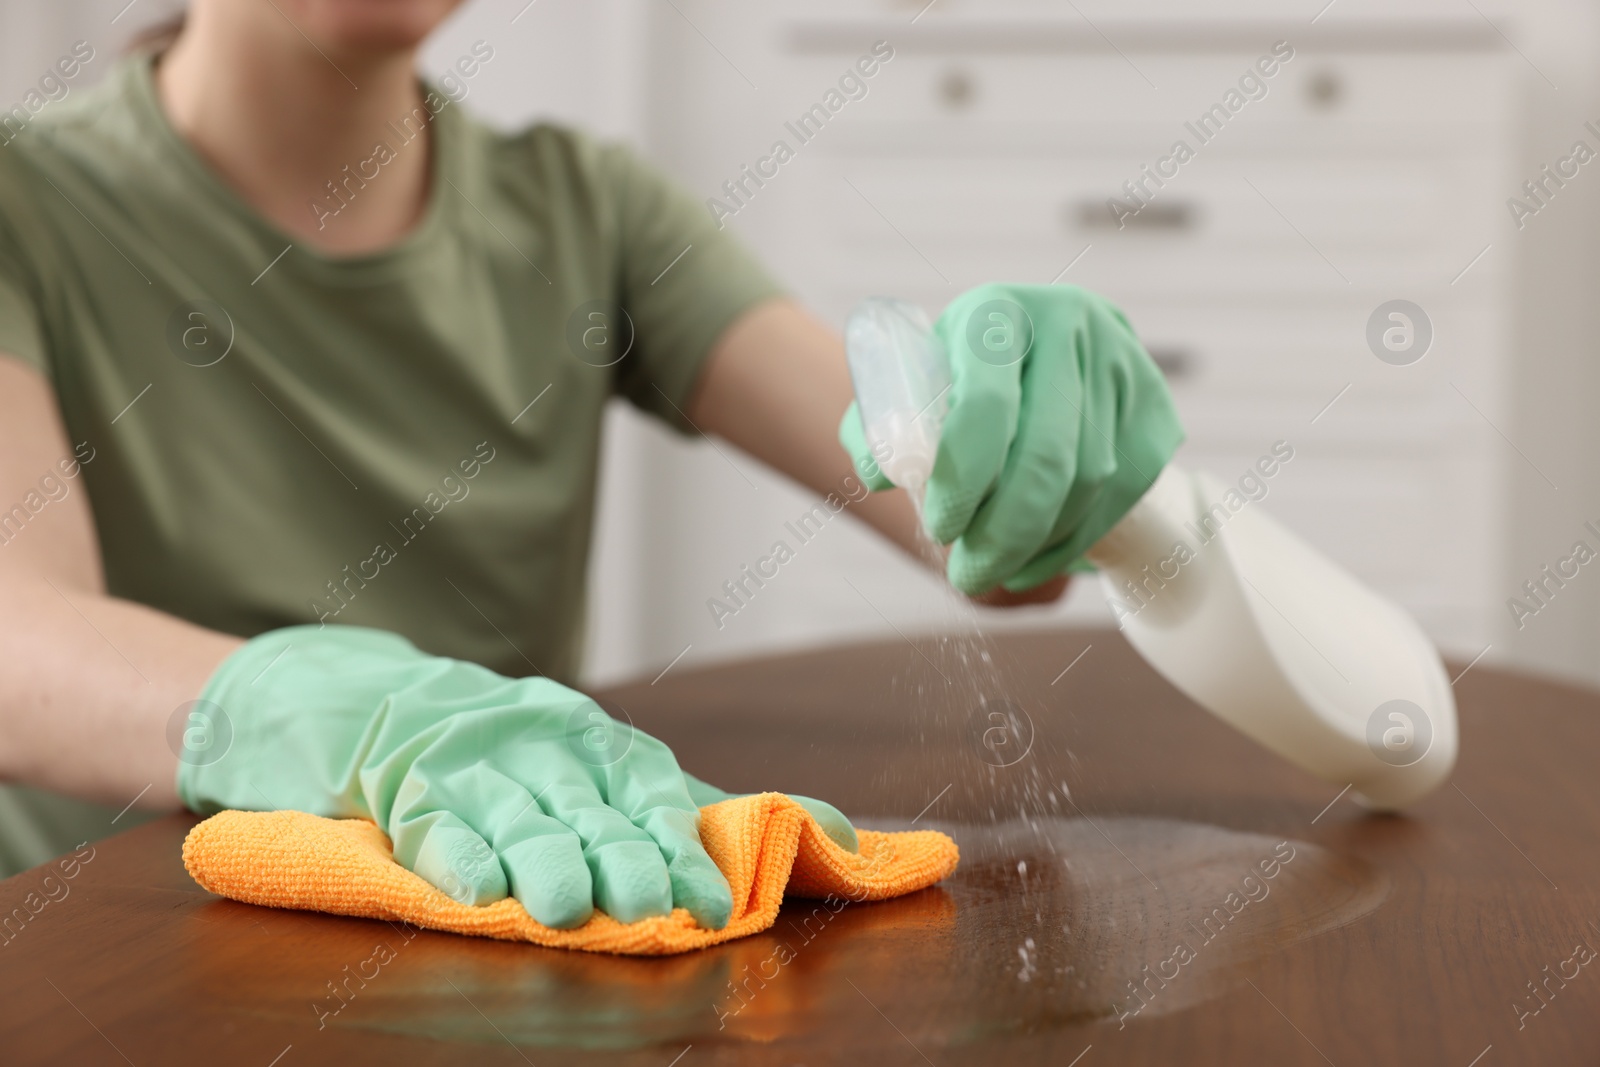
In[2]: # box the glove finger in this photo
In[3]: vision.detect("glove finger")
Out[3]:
[922,361,1020,546]
[923,291,1032,544]
[790,794,859,853]
[945,357,1087,594]
[603,746,733,930]
[1003,369,1134,588]
[1001,419,1170,595]
[651,809,734,931]
[399,811,508,906]
[837,401,896,492]
[501,833,594,929]
[963,373,1122,593]
[1060,300,1182,528]
[387,757,531,906]
[476,768,595,929]
[1005,342,1182,590]
[1001,536,1090,593]
[1001,458,1161,595]
[540,779,676,924]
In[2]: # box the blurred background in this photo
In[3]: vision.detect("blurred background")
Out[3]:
[5,0,1599,690]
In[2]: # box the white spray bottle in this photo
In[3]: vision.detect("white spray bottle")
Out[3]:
[845,298,1457,809]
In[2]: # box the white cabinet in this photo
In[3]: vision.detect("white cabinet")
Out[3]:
[617,1,1519,677]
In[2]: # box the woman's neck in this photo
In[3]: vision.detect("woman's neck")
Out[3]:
[157,4,433,256]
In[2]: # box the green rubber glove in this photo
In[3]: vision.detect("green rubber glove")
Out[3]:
[840,283,1184,595]
[179,625,854,929]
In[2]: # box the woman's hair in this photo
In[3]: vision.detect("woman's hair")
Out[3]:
[125,12,186,54]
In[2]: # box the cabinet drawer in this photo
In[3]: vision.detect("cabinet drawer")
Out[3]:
[776,49,1511,133]
[812,155,1500,286]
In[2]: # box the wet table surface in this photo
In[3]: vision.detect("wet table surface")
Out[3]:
[2,628,1598,1065]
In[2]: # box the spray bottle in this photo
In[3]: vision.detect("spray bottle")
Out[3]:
[845,297,1457,809]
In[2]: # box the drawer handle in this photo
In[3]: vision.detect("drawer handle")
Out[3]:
[1075,200,1196,231]
[1144,345,1195,380]
[1306,68,1343,110]
[938,69,975,109]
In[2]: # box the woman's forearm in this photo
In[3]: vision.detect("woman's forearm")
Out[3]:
[0,357,241,808]
[689,298,1067,606]
[689,297,930,557]
[0,574,240,807]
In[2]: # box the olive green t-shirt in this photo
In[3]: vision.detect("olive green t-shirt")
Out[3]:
[0,55,781,689]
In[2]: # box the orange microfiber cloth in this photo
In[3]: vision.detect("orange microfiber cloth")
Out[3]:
[182,793,959,956]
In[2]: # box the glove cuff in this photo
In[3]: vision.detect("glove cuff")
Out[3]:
[176,624,440,815]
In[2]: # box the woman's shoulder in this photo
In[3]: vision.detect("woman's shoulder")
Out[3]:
[0,66,145,267]
[487,120,611,171]
[0,137,49,251]
[0,58,152,216]
[471,117,663,200]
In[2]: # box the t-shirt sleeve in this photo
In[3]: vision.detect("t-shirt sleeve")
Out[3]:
[0,231,47,376]
[601,144,784,433]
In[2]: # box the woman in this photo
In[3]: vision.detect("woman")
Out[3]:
[0,0,1180,928]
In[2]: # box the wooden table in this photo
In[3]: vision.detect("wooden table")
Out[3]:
[2,628,1597,1065]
